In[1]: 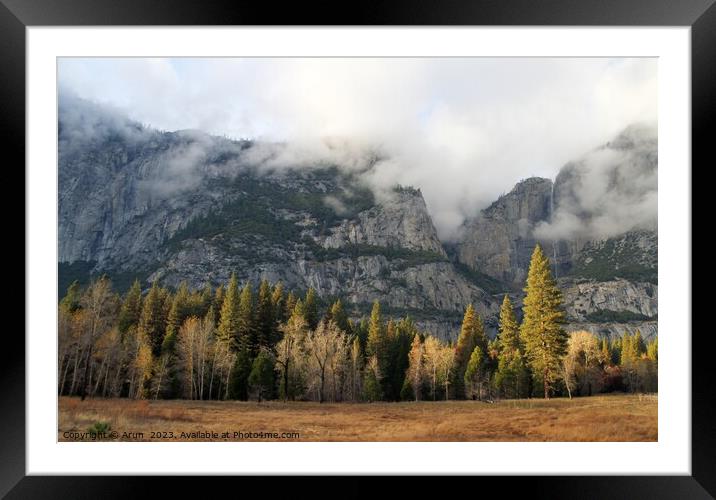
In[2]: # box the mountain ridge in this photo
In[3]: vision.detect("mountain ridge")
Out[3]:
[58,96,657,340]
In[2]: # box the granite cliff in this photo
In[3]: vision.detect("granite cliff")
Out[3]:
[59,96,657,340]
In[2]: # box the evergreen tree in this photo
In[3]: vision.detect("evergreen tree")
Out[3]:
[238,282,255,354]
[495,348,529,399]
[217,273,241,347]
[328,299,351,334]
[292,298,306,322]
[228,348,252,400]
[303,288,319,330]
[118,279,142,334]
[390,316,417,401]
[256,279,276,349]
[611,337,622,366]
[212,284,225,323]
[197,283,214,318]
[355,317,370,356]
[271,282,286,324]
[384,318,413,401]
[366,300,385,358]
[520,244,567,399]
[464,346,485,400]
[138,281,167,356]
[400,377,415,401]
[453,304,480,399]
[60,280,82,313]
[162,282,190,354]
[363,355,382,402]
[497,295,520,352]
[495,294,529,399]
[620,331,635,366]
[646,338,658,362]
[248,350,276,402]
[284,291,297,321]
[633,329,646,356]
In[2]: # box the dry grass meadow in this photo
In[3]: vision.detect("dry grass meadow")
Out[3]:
[58,393,656,442]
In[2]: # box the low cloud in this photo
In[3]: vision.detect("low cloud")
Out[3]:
[534,123,657,241]
[58,58,658,239]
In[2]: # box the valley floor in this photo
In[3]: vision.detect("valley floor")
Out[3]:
[58,393,656,442]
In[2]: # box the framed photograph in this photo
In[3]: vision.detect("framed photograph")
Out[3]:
[7,0,712,495]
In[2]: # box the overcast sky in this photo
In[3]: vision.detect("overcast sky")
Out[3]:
[58,57,657,239]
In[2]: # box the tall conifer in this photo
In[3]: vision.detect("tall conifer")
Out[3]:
[218,273,241,348]
[520,244,567,399]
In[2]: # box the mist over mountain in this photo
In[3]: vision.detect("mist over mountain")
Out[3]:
[58,95,657,340]
[59,57,658,240]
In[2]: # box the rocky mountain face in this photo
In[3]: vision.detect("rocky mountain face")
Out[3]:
[59,96,657,340]
[455,124,658,338]
[58,96,496,339]
[455,176,555,287]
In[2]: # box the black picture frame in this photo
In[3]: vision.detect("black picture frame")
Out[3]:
[4,0,713,497]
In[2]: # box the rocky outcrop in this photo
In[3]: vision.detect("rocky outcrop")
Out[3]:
[320,188,446,255]
[456,177,555,286]
[456,125,657,287]
[560,278,657,321]
[564,321,657,342]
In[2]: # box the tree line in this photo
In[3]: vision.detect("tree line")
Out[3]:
[58,245,657,402]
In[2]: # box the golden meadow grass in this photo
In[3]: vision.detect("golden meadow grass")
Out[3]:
[59,393,656,442]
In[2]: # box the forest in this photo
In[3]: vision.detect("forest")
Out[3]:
[58,245,657,404]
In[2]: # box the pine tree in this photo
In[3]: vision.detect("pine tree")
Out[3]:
[495,294,529,399]
[118,279,142,334]
[520,244,567,399]
[328,299,351,334]
[355,317,370,355]
[256,279,275,349]
[611,337,622,366]
[271,282,286,324]
[620,331,635,366]
[162,282,190,354]
[363,355,382,402]
[384,318,413,401]
[366,300,385,358]
[303,288,319,330]
[494,349,529,399]
[464,346,485,400]
[138,281,167,356]
[248,350,276,402]
[646,338,658,362]
[498,294,520,352]
[633,329,646,356]
[238,282,255,354]
[198,283,214,318]
[228,348,252,400]
[212,284,225,323]
[217,273,241,348]
[453,304,480,398]
[292,298,306,322]
[284,291,297,321]
[60,281,82,313]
